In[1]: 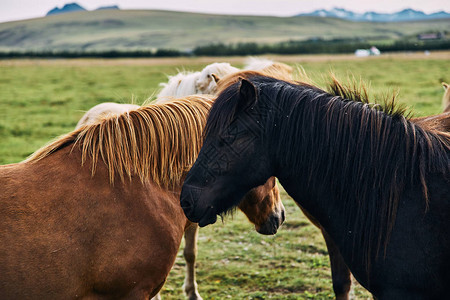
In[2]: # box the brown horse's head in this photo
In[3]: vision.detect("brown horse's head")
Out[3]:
[237,176,284,235]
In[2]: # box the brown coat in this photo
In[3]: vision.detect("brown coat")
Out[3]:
[0,97,213,299]
[1,146,188,299]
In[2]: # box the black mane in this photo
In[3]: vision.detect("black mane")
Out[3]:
[207,75,450,268]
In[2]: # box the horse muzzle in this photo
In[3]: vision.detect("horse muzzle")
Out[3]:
[180,186,218,227]
[256,209,285,235]
[197,206,218,227]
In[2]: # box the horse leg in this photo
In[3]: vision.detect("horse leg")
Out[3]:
[322,229,352,300]
[183,223,203,300]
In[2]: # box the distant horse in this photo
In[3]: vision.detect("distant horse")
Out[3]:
[443,82,450,112]
[181,75,450,299]
[157,62,239,100]
[407,82,450,133]
[0,96,285,299]
[194,62,239,95]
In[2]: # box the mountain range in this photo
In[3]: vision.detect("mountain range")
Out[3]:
[46,3,119,16]
[44,4,449,22]
[297,7,450,22]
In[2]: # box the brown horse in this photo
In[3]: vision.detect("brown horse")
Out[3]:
[0,96,284,299]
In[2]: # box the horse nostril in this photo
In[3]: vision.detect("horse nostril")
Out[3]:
[281,210,286,224]
[180,197,194,218]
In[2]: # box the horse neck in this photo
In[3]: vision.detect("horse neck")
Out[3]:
[268,90,428,267]
[271,91,412,189]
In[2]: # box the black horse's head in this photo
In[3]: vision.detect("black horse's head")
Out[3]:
[181,78,279,229]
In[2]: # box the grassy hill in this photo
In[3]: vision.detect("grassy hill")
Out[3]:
[0,10,449,51]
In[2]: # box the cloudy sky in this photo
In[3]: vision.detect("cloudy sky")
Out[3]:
[0,0,448,23]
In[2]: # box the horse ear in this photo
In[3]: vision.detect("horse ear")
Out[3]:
[442,82,449,91]
[211,73,220,83]
[237,78,257,112]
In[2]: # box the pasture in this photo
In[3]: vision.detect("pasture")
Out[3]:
[0,52,449,299]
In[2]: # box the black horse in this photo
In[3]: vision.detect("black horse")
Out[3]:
[181,75,450,299]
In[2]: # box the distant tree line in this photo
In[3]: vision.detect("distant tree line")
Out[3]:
[192,38,450,56]
[1,38,449,58]
[0,49,183,59]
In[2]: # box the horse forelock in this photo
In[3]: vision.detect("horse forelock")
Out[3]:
[27,96,214,188]
[209,75,450,269]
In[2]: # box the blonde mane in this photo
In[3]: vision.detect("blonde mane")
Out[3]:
[27,96,214,188]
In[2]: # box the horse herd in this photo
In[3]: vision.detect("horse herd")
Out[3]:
[1,58,449,299]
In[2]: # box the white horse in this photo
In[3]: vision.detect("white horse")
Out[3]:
[157,72,199,100]
[194,62,239,95]
[157,62,239,102]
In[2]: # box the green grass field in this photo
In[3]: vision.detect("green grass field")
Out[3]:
[0,53,449,299]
